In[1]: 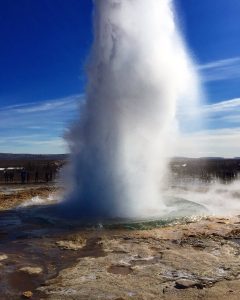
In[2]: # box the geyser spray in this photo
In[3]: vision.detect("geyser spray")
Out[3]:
[65,0,200,218]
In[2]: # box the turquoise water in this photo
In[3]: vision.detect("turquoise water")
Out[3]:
[22,196,207,230]
[1,195,206,232]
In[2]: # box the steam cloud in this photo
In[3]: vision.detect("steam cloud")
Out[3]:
[65,0,201,218]
[169,180,240,216]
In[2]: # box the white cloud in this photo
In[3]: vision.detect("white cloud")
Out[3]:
[178,97,240,130]
[0,94,82,114]
[1,92,239,157]
[203,97,240,113]
[0,133,68,154]
[203,98,240,125]
[0,94,82,129]
[198,57,240,82]
[176,127,240,158]
[176,97,240,157]
[0,94,82,154]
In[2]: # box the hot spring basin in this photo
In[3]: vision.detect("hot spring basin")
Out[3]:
[3,196,207,231]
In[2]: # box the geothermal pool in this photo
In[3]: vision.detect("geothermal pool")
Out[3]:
[0,180,240,298]
[2,182,237,231]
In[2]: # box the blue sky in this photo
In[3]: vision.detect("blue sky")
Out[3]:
[0,0,240,156]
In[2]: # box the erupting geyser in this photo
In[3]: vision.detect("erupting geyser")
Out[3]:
[65,0,201,218]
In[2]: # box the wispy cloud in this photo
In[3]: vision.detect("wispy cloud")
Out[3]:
[198,57,240,82]
[1,92,239,157]
[0,94,82,114]
[177,127,240,158]
[0,94,83,153]
[0,138,67,154]
[177,96,240,157]
[202,98,240,126]
[178,97,240,132]
[203,97,240,113]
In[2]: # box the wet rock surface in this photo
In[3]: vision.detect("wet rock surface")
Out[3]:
[1,214,239,299]
[37,220,240,300]
[0,187,240,299]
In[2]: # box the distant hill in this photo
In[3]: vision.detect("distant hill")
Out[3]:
[172,157,238,161]
[0,153,68,161]
[0,154,238,161]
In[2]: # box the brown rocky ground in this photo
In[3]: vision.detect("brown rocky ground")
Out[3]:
[0,185,239,299]
[0,184,60,210]
[37,217,240,300]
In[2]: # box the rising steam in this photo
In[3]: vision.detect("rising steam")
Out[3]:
[65,0,201,218]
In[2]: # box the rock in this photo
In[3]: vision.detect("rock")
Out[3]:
[0,254,8,261]
[56,238,86,250]
[107,265,133,275]
[19,266,43,275]
[163,286,169,294]
[22,291,33,298]
[175,279,200,289]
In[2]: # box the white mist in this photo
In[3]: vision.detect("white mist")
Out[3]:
[66,0,201,218]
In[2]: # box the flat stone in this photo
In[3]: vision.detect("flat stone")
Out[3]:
[175,279,200,289]
[0,254,8,261]
[56,239,86,250]
[19,266,43,275]
[22,291,33,298]
[107,265,133,275]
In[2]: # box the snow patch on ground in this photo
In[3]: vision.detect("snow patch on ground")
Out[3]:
[20,194,57,207]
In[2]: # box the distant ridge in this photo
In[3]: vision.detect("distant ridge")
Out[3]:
[0,153,239,161]
[0,153,68,160]
[173,157,239,160]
